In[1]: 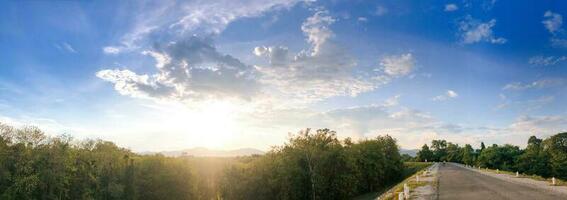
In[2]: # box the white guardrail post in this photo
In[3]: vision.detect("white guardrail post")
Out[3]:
[516,171,519,177]
[552,177,556,186]
[403,183,409,199]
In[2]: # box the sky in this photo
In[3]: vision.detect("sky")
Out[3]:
[1,0,567,152]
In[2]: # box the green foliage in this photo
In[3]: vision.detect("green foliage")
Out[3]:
[416,133,567,180]
[220,129,406,200]
[517,136,550,177]
[544,132,567,179]
[416,144,433,162]
[476,144,521,171]
[0,124,410,200]
[0,123,197,200]
[431,140,447,161]
[461,144,475,165]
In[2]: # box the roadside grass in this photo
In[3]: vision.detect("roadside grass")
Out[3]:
[475,167,567,186]
[380,162,433,200]
[353,162,433,200]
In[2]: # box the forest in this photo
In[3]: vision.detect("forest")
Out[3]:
[0,123,425,200]
[415,133,567,180]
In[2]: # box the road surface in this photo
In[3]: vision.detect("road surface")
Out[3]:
[438,163,566,200]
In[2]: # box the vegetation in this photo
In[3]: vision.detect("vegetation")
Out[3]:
[416,133,567,180]
[0,124,411,200]
[220,129,405,199]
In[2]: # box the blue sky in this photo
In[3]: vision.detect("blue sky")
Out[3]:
[1,0,566,151]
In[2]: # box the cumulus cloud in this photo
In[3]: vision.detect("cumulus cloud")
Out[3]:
[432,90,458,101]
[502,78,565,90]
[444,4,458,12]
[97,36,260,102]
[253,10,378,102]
[458,16,506,44]
[379,53,416,77]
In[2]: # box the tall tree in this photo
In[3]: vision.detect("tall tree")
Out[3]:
[416,144,433,162]
[543,132,567,179]
[462,144,474,165]
[431,140,447,161]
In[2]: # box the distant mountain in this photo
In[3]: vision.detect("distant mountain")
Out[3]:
[141,147,265,157]
[400,149,418,157]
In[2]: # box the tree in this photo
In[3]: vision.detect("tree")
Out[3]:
[543,132,567,179]
[476,144,521,171]
[517,136,550,177]
[446,143,462,162]
[431,140,447,161]
[416,144,433,162]
[462,144,474,165]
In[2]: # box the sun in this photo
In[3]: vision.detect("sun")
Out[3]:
[156,100,240,149]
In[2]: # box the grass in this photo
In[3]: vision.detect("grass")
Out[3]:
[353,162,433,200]
[474,166,567,186]
[380,162,434,200]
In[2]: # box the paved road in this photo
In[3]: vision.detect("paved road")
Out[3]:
[438,163,565,200]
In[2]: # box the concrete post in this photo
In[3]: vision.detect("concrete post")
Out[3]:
[403,183,409,199]
[516,171,519,177]
[552,177,556,185]
[496,169,499,173]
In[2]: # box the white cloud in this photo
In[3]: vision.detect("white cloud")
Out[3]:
[432,90,459,101]
[458,16,506,44]
[357,17,368,22]
[551,38,567,48]
[55,42,77,53]
[528,55,567,66]
[375,5,388,16]
[444,4,458,12]
[62,42,77,53]
[541,11,567,48]
[103,46,121,54]
[97,36,260,102]
[543,11,563,34]
[109,0,306,51]
[253,10,379,103]
[384,95,401,107]
[497,95,555,111]
[502,78,565,90]
[0,115,89,138]
[379,53,416,77]
[509,115,567,137]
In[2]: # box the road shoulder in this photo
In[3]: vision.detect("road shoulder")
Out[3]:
[452,163,567,197]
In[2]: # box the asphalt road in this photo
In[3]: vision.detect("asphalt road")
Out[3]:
[438,163,565,200]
